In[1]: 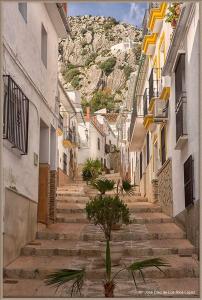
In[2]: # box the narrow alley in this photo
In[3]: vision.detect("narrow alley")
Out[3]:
[1,1,200,298]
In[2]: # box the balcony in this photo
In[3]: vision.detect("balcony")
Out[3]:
[129,95,146,151]
[57,113,63,136]
[143,89,154,131]
[148,68,162,109]
[3,75,29,155]
[159,75,171,101]
[142,33,157,56]
[153,98,168,123]
[175,93,187,150]
[63,127,77,148]
[148,2,168,33]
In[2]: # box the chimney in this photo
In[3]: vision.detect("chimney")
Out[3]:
[85,106,90,122]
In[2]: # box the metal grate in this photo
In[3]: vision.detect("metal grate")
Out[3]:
[3,75,29,155]
[161,126,166,165]
[143,89,149,116]
[176,95,187,142]
[63,153,67,173]
[58,114,63,131]
[149,68,162,102]
[184,155,194,208]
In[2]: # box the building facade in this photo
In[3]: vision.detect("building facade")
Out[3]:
[2,2,69,266]
[57,81,79,186]
[129,2,200,255]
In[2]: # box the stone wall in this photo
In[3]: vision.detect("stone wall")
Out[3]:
[57,168,72,187]
[38,163,50,224]
[157,158,173,216]
[49,170,57,223]
[175,200,199,258]
[3,188,37,266]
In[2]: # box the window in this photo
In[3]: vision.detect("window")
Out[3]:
[146,132,150,165]
[3,75,29,154]
[184,155,194,208]
[41,24,47,68]
[63,153,67,173]
[161,126,166,165]
[97,137,100,150]
[140,152,143,180]
[18,3,27,23]
[175,54,185,105]
[175,54,187,144]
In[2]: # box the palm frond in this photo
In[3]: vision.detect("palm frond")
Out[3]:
[44,269,85,296]
[127,258,170,272]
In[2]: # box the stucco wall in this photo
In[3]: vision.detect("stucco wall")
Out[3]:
[167,5,200,217]
[157,159,173,216]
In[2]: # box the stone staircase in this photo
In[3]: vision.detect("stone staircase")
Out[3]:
[3,175,199,297]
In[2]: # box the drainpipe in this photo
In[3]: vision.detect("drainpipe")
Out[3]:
[199,2,202,261]
[0,3,3,298]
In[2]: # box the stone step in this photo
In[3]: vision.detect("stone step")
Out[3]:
[56,212,88,223]
[36,223,88,241]
[36,223,186,241]
[3,277,200,298]
[21,238,194,258]
[131,212,173,224]
[4,255,199,280]
[56,196,89,203]
[56,191,86,197]
[123,196,148,202]
[56,202,162,214]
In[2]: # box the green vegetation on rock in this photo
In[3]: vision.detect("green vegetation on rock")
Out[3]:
[99,57,116,76]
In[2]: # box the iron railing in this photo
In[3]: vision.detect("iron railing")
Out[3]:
[143,89,149,116]
[58,113,63,131]
[176,93,187,142]
[148,68,162,102]
[3,75,29,155]
[130,95,144,140]
[64,127,77,144]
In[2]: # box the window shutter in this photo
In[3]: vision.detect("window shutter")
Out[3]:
[184,155,194,208]
[146,132,150,165]
[175,54,185,105]
[140,152,143,179]
[161,126,166,165]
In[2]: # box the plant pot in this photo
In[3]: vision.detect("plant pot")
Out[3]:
[111,223,122,230]
[104,281,115,297]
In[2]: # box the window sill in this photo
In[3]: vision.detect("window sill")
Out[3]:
[175,135,188,150]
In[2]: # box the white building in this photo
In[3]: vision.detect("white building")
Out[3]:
[57,82,80,186]
[111,39,136,55]
[129,2,200,255]
[2,2,70,266]
[78,108,117,172]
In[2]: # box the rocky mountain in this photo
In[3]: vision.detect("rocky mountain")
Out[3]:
[58,15,142,112]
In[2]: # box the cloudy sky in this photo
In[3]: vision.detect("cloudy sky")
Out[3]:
[68,2,148,27]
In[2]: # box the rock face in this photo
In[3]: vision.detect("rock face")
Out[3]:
[59,16,142,107]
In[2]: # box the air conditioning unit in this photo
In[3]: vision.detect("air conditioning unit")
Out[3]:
[153,99,168,123]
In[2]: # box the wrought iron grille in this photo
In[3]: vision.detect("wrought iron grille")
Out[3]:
[176,95,187,142]
[148,68,162,102]
[63,152,67,173]
[3,75,29,155]
[143,89,149,116]
[58,114,63,131]
[184,155,194,208]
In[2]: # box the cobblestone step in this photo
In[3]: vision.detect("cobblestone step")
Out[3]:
[3,277,199,298]
[56,202,162,214]
[4,255,199,281]
[56,212,88,223]
[131,212,173,224]
[36,223,186,241]
[20,238,194,258]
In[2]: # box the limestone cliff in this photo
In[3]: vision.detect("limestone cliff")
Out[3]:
[58,15,142,111]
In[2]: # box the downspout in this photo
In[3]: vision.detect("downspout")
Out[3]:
[199,2,202,262]
[0,3,3,297]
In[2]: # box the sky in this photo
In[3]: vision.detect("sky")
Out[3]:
[68,2,148,27]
